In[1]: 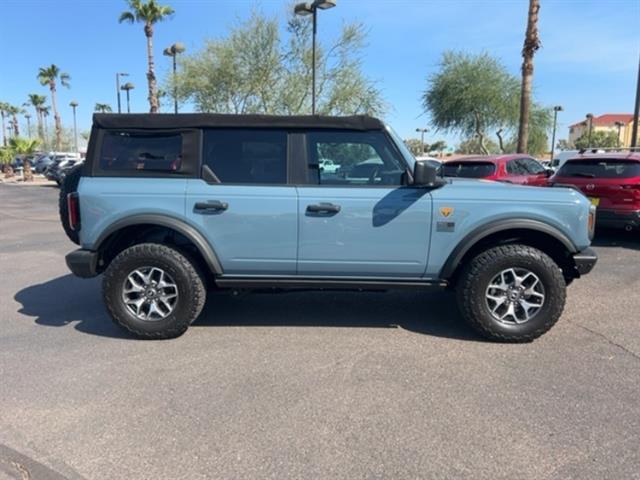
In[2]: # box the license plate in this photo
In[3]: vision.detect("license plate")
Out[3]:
[589,197,600,207]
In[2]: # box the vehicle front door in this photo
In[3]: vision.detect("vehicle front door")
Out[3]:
[522,157,550,186]
[185,129,298,275]
[297,130,433,278]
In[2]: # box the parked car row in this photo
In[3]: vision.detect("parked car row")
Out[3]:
[441,153,640,232]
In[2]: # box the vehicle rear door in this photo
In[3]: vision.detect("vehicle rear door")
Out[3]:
[296,130,432,278]
[185,129,298,275]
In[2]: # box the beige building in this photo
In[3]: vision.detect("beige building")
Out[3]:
[568,114,635,147]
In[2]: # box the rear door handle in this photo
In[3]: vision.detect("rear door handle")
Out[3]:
[306,202,341,215]
[194,200,228,214]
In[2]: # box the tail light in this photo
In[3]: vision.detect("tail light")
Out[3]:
[67,192,80,231]
[588,204,596,240]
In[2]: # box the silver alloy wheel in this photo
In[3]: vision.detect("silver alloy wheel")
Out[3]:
[122,267,179,321]
[485,268,545,325]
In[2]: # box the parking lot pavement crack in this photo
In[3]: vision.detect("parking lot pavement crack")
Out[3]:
[567,320,640,362]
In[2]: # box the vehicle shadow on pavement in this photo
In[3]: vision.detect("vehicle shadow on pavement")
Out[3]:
[14,274,133,339]
[195,289,481,341]
[592,228,639,251]
[15,275,480,341]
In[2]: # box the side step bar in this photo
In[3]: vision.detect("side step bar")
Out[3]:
[215,276,448,291]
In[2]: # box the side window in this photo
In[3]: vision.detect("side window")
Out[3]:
[203,129,287,184]
[524,158,546,174]
[507,159,526,175]
[99,132,183,172]
[307,130,406,186]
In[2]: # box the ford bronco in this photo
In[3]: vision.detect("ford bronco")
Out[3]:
[61,114,597,341]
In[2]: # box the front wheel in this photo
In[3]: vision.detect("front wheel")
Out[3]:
[456,244,566,342]
[103,243,206,339]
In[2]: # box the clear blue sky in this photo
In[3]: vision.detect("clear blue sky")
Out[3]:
[1,0,639,148]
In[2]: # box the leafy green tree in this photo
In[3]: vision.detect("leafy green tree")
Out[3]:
[38,64,70,150]
[173,11,385,116]
[119,0,175,113]
[9,137,39,181]
[423,51,550,155]
[556,139,573,151]
[455,137,500,155]
[0,146,14,176]
[94,103,113,113]
[429,140,447,156]
[574,130,619,150]
[404,138,424,156]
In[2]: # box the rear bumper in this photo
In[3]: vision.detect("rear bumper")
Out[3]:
[65,249,99,278]
[572,247,598,276]
[596,209,640,229]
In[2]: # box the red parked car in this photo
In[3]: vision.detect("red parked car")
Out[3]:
[550,153,640,231]
[442,154,552,186]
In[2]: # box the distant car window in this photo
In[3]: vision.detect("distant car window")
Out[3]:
[307,130,405,186]
[557,159,640,179]
[100,132,183,172]
[443,161,496,178]
[203,129,287,184]
[523,158,546,174]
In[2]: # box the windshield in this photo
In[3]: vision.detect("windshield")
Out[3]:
[442,161,496,178]
[557,159,640,179]
[385,125,415,171]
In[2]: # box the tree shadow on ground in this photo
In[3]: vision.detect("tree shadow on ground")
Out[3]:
[15,274,482,342]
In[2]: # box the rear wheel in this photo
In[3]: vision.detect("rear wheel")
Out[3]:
[103,243,206,339]
[456,244,566,342]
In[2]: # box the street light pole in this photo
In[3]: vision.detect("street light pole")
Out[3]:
[70,101,79,154]
[115,72,129,114]
[550,105,563,160]
[164,43,186,114]
[294,0,337,115]
[416,128,428,155]
[121,83,135,113]
[586,113,594,149]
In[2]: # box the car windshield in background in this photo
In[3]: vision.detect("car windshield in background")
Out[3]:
[443,161,495,178]
[557,159,640,179]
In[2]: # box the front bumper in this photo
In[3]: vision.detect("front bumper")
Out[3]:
[66,249,99,278]
[596,209,640,230]
[572,247,598,276]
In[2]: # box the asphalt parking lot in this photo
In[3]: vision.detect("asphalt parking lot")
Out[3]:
[1,183,639,480]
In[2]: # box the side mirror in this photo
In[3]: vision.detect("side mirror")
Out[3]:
[412,160,439,186]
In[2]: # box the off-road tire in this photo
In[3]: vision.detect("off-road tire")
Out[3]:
[456,244,566,342]
[103,243,206,339]
[58,164,83,245]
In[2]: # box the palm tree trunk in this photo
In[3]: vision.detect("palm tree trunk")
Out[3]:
[517,0,541,153]
[23,158,33,181]
[145,23,159,113]
[12,114,20,137]
[50,81,62,150]
[34,107,43,142]
[1,112,6,147]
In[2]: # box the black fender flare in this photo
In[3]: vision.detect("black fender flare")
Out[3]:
[93,214,223,274]
[440,219,578,279]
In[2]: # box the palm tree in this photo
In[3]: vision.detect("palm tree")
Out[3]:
[516,0,541,153]
[37,64,71,150]
[40,106,51,147]
[0,145,14,177]
[119,0,175,113]
[9,137,39,181]
[27,94,47,141]
[94,103,113,113]
[6,105,22,138]
[0,102,9,146]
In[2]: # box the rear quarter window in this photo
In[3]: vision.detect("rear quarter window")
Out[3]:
[99,132,183,172]
[443,161,496,178]
[557,159,640,179]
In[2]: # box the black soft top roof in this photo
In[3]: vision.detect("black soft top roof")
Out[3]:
[92,113,386,131]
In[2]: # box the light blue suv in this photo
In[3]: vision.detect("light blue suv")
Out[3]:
[61,114,597,341]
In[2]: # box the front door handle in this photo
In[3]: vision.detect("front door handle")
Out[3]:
[306,202,341,215]
[194,200,228,214]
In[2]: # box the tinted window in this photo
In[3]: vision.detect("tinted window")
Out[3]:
[203,129,287,184]
[100,132,183,171]
[523,158,546,174]
[557,159,640,179]
[443,162,496,178]
[307,131,406,185]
